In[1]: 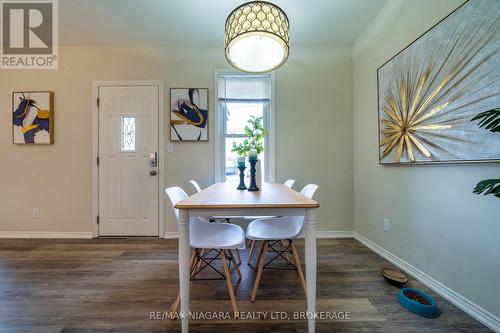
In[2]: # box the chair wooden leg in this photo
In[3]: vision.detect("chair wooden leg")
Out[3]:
[170,294,180,316]
[227,249,242,280]
[220,250,239,315]
[290,242,307,298]
[235,248,242,265]
[252,241,265,271]
[196,248,206,272]
[247,240,256,265]
[251,241,268,302]
[170,249,197,316]
[191,249,201,276]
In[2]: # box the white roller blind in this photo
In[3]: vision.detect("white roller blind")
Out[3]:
[218,74,271,100]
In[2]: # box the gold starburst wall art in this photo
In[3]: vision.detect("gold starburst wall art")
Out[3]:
[377,0,500,164]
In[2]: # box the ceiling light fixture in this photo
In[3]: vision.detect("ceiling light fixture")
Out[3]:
[224,1,290,73]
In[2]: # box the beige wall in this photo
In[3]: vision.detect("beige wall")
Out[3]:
[276,47,353,232]
[0,45,353,234]
[353,0,500,319]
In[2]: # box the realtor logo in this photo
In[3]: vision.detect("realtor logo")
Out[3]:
[1,0,58,69]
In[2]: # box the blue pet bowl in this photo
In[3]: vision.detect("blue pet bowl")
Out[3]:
[398,288,440,318]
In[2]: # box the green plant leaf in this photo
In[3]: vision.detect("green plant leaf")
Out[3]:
[231,115,266,157]
[471,108,500,133]
[471,109,499,199]
[473,179,500,198]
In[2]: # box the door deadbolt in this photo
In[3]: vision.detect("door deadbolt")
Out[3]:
[149,152,158,167]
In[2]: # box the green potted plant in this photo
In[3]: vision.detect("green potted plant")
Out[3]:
[232,116,267,190]
[471,108,500,198]
[231,115,267,158]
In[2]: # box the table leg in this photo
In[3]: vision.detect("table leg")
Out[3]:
[179,209,190,333]
[305,208,317,333]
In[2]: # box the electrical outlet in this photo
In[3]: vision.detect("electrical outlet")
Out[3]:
[32,208,40,219]
[384,219,391,233]
[167,143,174,153]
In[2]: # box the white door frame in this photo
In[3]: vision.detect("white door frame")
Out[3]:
[91,80,165,238]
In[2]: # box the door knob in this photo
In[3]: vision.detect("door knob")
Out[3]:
[149,170,157,176]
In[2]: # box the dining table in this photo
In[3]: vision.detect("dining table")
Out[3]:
[174,182,320,332]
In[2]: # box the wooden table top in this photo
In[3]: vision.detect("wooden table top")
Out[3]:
[175,183,320,209]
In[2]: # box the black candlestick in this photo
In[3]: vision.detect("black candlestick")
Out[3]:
[247,159,259,192]
[237,166,247,190]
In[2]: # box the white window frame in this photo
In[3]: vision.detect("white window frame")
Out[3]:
[214,69,276,183]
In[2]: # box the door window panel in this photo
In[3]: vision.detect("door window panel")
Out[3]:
[121,117,136,151]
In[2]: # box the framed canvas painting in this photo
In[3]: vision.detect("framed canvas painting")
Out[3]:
[170,88,208,141]
[12,91,54,144]
[377,0,500,165]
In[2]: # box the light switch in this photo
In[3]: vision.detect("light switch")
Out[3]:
[384,219,391,233]
[167,143,174,153]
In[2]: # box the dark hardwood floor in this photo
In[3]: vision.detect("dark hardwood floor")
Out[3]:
[0,238,490,333]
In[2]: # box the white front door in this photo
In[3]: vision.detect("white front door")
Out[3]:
[98,85,159,236]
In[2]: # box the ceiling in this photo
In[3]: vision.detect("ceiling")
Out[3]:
[59,0,387,46]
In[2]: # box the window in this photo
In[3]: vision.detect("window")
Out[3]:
[216,72,275,183]
[120,117,136,151]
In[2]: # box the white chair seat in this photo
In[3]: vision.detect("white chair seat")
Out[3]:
[190,217,246,249]
[246,216,303,241]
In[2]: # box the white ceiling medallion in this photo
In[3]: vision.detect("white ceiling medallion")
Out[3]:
[224,1,290,73]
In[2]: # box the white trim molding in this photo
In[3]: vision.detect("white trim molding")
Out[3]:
[353,232,500,332]
[163,232,180,239]
[316,231,353,238]
[0,232,93,239]
[164,230,354,240]
[298,230,354,239]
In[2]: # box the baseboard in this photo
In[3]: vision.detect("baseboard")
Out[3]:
[164,230,354,240]
[353,232,500,332]
[317,230,354,238]
[163,232,179,239]
[298,230,354,239]
[0,231,93,239]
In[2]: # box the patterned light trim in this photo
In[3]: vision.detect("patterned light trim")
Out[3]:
[225,1,290,73]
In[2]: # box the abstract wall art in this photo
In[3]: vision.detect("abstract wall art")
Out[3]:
[12,91,54,144]
[377,0,500,164]
[170,88,208,141]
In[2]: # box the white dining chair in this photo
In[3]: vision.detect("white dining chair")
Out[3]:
[190,179,242,265]
[283,179,296,188]
[246,179,297,264]
[165,187,245,314]
[189,180,212,223]
[246,184,318,302]
[190,179,235,223]
[190,180,229,222]
[189,180,203,194]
